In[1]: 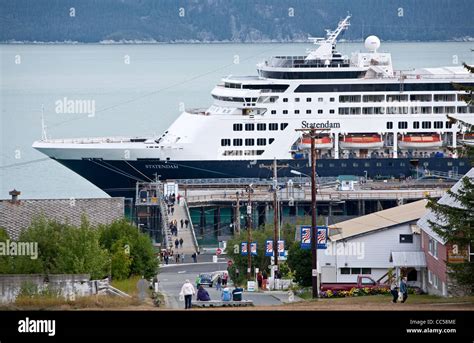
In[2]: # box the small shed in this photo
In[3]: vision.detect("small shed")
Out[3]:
[337,175,358,191]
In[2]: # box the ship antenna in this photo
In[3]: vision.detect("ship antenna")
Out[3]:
[41,104,48,141]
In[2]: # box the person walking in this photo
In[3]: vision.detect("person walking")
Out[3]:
[171,206,175,215]
[400,277,408,303]
[175,238,179,249]
[222,272,228,287]
[216,275,222,291]
[390,278,399,303]
[179,238,184,248]
[262,270,268,290]
[181,253,185,263]
[257,271,263,289]
[185,219,189,228]
[180,219,184,229]
[175,253,180,264]
[192,252,197,263]
[179,279,196,309]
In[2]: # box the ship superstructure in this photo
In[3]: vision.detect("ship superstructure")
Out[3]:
[33,16,474,197]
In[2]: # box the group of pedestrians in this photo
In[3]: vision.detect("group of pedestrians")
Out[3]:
[160,249,174,265]
[215,272,229,291]
[179,274,243,309]
[390,277,409,303]
[174,237,184,249]
[169,220,178,236]
[160,249,197,265]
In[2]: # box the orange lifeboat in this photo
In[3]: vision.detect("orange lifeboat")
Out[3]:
[298,136,333,150]
[339,135,383,149]
[398,134,443,149]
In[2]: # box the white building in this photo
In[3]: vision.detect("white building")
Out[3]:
[318,199,428,288]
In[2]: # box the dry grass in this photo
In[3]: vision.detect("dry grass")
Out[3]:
[2,294,142,310]
[1,276,158,310]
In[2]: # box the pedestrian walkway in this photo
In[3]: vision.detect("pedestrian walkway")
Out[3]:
[167,199,198,256]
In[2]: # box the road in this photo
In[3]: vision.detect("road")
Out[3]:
[157,257,287,309]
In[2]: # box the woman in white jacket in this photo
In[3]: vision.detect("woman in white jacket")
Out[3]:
[179,279,196,309]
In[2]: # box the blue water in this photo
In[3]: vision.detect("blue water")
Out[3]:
[1,42,473,198]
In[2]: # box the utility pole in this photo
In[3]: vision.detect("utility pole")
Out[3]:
[295,128,328,299]
[234,191,241,234]
[246,185,253,280]
[259,159,288,268]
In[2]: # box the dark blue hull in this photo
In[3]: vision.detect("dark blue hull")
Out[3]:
[56,157,471,198]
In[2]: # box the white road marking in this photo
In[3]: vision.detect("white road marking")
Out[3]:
[177,271,187,274]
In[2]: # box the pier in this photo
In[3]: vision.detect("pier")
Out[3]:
[146,177,455,247]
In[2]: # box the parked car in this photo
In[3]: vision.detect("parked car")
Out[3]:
[196,273,213,287]
[320,275,388,292]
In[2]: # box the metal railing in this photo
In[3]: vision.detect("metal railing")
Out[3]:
[185,188,447,203]
[182,199,200,253]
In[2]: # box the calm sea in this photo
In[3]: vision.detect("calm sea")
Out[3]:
[1,42,473,199]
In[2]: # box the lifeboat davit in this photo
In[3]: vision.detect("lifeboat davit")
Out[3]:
[339,135,383,149]
[398,135,443,149]
[298,136,333,150]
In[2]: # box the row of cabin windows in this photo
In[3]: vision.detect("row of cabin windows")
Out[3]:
[338,94,459,103]
[233,123,288,131]
[221,138,275,146]
[283,97,335,103]
[218,93,464,104]
[338,106,470,115]
[271,109,335,115]
[386,121,453,130]
[315,160,465,168]
[222,150,264,156]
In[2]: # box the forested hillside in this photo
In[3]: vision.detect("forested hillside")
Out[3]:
[0,0,473,43]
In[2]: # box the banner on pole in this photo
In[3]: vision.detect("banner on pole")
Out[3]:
[265,240,273,256]
[300,226,311,249]
[278,240,285,256]
[317,226,328,249]
[250,242,257,256]
[300,226,328,249]
[241,242,248,256]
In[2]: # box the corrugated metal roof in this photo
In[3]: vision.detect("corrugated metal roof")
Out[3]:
[329,199,428,241]
[417,168,474,244]
[391,251,427,267]
[0,198,125,240]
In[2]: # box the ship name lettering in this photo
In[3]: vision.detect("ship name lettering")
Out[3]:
[145,164,178,169]
[301,120,340,129]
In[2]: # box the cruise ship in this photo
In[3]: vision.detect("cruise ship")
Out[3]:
[33,16,474,198]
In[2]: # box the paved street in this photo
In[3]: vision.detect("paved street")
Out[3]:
[157,256,288,309]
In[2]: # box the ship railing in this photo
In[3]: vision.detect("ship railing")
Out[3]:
[185,188,447,203]
[173,177,336,188]
[394,71,473,80]
[44,136,135,144]
[182,198,200,254]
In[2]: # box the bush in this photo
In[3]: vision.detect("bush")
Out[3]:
[15,217,109,279]
[99,219,158,279]
[287,242,312,287]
